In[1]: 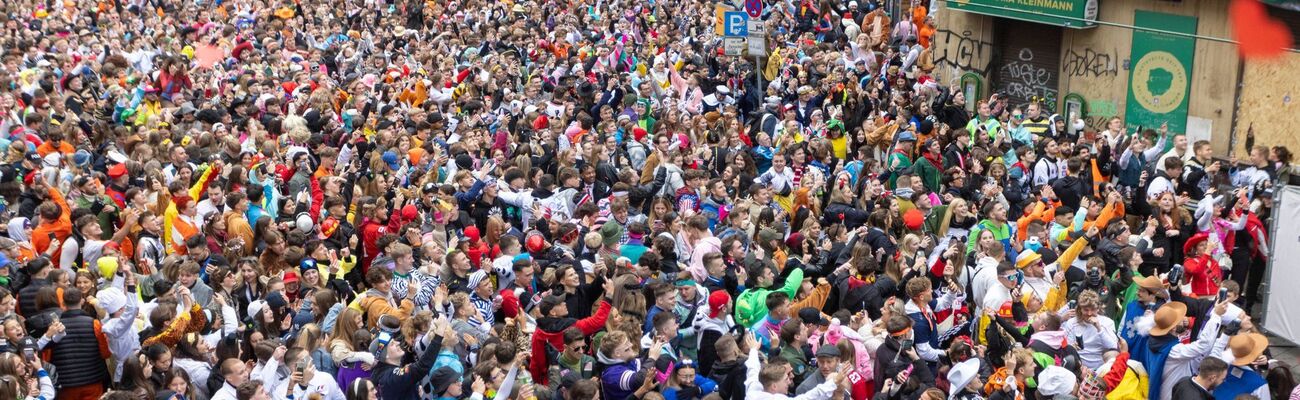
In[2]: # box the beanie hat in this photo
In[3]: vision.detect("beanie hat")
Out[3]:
[97,256,120,279]
[499,289,521,318]
[784,232,804,250]
[708,290,730,318]
[300,258,318,274]
[467,270,488,291]
[98,287,127,315]
[428,366,461,395]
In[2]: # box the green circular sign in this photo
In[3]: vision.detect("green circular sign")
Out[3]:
[1130,51,1187,114]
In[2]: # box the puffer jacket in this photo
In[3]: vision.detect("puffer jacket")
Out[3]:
[47,309,110,388]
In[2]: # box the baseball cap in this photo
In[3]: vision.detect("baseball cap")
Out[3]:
[798,308,830,326]
[539,293,566,316]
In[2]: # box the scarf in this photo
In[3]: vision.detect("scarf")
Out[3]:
[922,150,942,169]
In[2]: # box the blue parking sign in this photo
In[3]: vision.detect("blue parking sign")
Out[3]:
[724,12,748,37]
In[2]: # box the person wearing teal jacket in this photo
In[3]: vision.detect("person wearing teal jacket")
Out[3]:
[965,202,1017,264]
[734,264,804,328]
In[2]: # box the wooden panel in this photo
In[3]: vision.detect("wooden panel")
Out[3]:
[1235,54,1300,156]
[931,4,997,84]
[935,0,1240,153]
[1058,19,1130,127]
[1053,0,1238,154]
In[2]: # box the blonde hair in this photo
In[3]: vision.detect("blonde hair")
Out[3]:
[449,292,472,318]
[598,330,632,360]
[901,234,920,255]
[329,308,364,351]
[1077,289,1101,309]
[938,198,968,236]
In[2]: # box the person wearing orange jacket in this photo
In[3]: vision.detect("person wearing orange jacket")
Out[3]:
[31,179,72,267]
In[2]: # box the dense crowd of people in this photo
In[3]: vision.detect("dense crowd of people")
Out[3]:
[0,0,1296,399]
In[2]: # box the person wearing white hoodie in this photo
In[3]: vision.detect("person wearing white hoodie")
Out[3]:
[98,269,139,383]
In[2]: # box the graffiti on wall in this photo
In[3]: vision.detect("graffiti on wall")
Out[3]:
[933,29,994,79]
[997,48,1059,111]
[1083,99,1118,129]
[1062,48,1121,78]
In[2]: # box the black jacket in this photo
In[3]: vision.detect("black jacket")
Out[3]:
[872,337,935,389]
[1051,175,1093,211]
[1170,377,1215,400]
[834,270,898,321]
[17,278,50,318]
[24,307,60,340]
[706,358,747,400]
[48,309,108,388]
[824,202,870,230]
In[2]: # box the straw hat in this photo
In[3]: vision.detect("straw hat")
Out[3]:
[1228,333,1269,366]
[1149,301,1187,336]
[1135,275,1164,290]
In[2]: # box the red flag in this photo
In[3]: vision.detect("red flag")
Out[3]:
[1232,0,1294,59]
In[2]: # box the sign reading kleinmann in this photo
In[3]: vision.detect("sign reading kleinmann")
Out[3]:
[946,0,1098,28]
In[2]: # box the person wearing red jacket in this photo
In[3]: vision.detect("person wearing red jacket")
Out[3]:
[356,191,420,275]
[1182,233,1221,298]
[529,278,613,385]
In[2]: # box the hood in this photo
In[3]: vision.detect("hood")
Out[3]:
[904,299,926,315]
[677,285,708,309]
[536,316,576,333]
[1030,330,1069,349]
[7,218,28,242]
[595,348,635,366]
[710,358,741,375]
[696,315,734,334]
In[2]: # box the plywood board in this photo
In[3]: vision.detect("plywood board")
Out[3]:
[1235,54,1300,157]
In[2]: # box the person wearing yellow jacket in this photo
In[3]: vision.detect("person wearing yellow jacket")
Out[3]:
[159,163,220,254]
[1015,226,1096,314]
[976,227,1098,345]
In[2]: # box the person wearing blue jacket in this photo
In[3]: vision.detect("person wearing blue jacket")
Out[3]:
[597,330,666,400]
[661,359,718,400]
